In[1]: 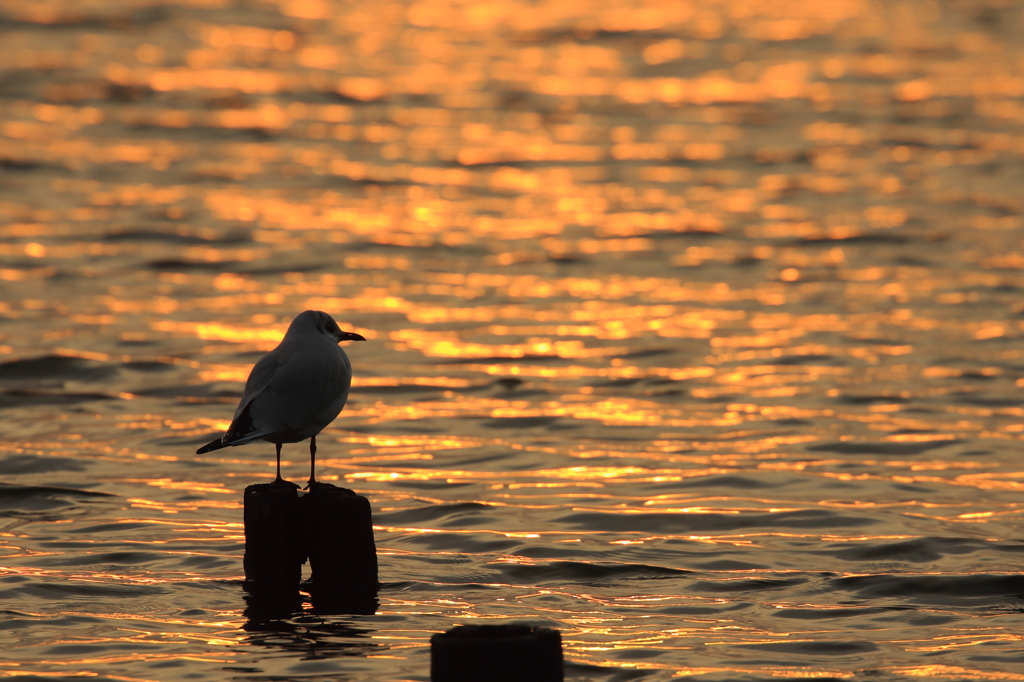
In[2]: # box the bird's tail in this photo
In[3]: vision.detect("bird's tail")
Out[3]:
[196,437,226,455]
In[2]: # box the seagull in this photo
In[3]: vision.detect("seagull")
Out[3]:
[196,310,365,487]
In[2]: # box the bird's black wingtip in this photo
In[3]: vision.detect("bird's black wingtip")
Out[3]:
[196,437,225,455]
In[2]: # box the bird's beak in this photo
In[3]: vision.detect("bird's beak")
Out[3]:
[337,331,366,342]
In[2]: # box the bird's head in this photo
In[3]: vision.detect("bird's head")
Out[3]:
[294,310,366,343]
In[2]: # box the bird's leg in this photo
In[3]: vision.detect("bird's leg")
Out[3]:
[274,443,283,483]
[306,436,318,489]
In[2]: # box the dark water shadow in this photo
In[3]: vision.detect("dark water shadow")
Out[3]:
[806,440,963,455]
[830,573,1024,606]
[0,455,88,474]
[241,591,385,662]
[0,390,116,408]
[0,355,119,386]
[0,483,114,517]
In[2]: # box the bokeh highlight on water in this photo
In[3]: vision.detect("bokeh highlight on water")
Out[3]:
[3,0,1024,679]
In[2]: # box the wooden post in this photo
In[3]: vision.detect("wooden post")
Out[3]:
[430,624,563,682]
[304,483,379,614]
[243,481,305,593]
[242,480,378,614]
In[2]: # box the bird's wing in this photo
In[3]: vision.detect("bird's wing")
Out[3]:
[250,347,349,433]
[221,350,286,445]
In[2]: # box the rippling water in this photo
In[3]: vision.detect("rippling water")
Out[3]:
[4,0,1024,679]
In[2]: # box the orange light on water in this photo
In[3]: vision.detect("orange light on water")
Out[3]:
[5,0,1024,679]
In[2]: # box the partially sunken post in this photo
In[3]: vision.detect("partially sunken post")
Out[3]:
[430,624,563,682]
[305,482,379,613]
[243,480,305,592]
[242,480,378,614]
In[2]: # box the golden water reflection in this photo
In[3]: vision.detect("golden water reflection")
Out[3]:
[4,0,1024,679]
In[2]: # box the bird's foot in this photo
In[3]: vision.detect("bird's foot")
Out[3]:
[272,476,300,489]
[304,479,330,491]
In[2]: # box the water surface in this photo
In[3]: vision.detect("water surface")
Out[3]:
[3,0,1024,679]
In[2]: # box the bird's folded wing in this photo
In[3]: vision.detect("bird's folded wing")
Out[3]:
[232,351,281,419]
[222,350,285,444]
[251,352,346,430]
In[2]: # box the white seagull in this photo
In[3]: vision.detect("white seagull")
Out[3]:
[196,310,365,487]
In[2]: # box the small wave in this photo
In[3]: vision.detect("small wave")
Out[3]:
[772,607,891,620]
[738,640,878,655]
[375,502,494,526]
[556,509,876,533]
[688,577,808,593]
[0,356,118,387]
[806,440,963,455]
[0,455,87,475]
[0,483,113,514]
[831,573,1024,601]
[4,580,166,600]
[492,560,688,585]
[821,537,1006,563]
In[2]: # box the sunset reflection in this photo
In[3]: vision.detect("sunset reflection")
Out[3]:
[3,0,1024,679]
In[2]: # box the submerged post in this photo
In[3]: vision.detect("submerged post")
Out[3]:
[243,481,305,593]
[242,480,378,614]
[305,483,379,614]
[430,624,563,682]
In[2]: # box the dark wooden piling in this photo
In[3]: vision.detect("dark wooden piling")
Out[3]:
[242,480,378,613]
[243,480,305,593]
[430,624,563,682]
[305,483,379,614]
